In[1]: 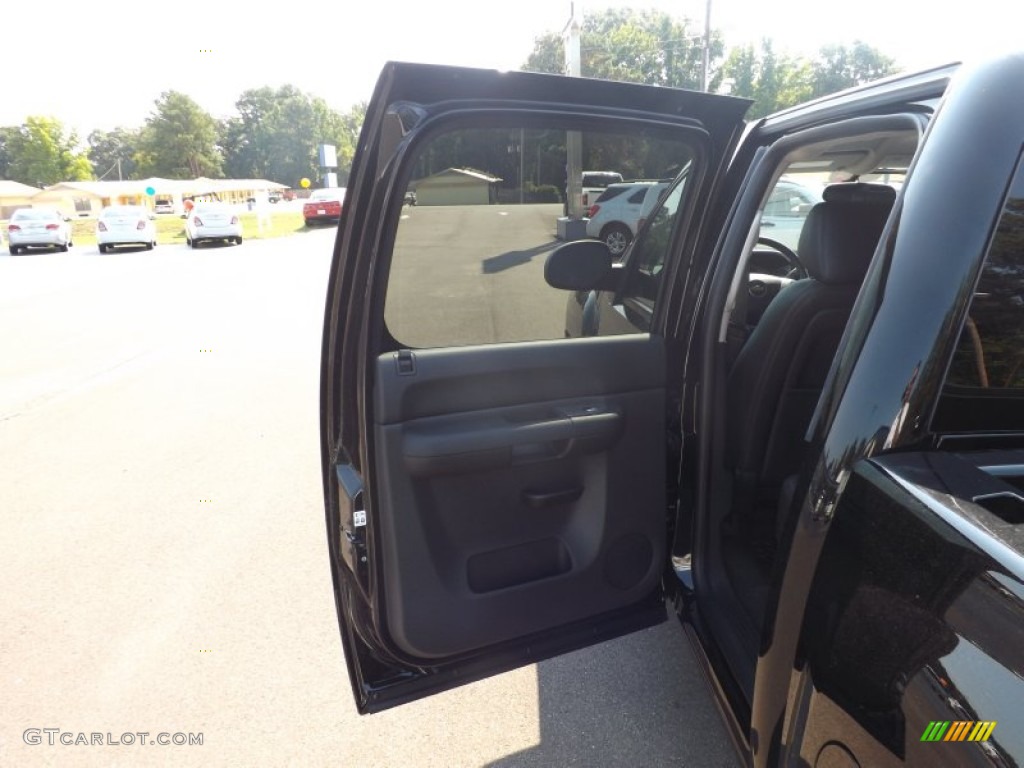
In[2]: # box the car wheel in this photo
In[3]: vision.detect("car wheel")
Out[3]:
[235,236,243,245]
[98,244,107,254]
[185,237,192,247]
[58,243,69,252]
[145,242,154,251]
[601,224,632,257]
[9,246,18,255]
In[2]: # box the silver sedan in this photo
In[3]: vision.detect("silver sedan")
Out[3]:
[7,208,73,254]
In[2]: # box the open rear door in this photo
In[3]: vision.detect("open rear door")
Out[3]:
[320,62,749,713]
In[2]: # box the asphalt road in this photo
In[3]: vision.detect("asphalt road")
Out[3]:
[387,203,571,347]
[0,211,736,767]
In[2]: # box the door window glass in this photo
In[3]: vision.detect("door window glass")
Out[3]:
[384,125,696,348]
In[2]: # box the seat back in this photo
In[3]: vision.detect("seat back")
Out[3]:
[726,183,896,508]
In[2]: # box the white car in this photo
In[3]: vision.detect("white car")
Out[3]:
[96,205,157,253]
[585,181,669,257]
[7,207,73,255]
[153,199,176,214]
[185,202,243,247]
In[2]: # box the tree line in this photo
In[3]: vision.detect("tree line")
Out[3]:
[0,9,897,190]
[523,9,897,115]
[0,87,366,189]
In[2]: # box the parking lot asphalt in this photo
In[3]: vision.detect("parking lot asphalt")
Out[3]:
[0,213,736,767]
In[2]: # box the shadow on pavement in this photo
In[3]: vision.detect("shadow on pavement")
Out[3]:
[481,240,561,274]
[484,622,738,767]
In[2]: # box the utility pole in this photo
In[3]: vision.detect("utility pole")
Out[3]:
[564,2,582,219]
[701,0,712,92]
[117,157,122,182]
[519,127,525,205]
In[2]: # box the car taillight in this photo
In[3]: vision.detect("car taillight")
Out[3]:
[587,204,600,217]
[45,223,59,230]
[193,216,204,226]
[98,222,108,231]
[230,216,238,225]
[137,221,146,230]
[8,224,20,232]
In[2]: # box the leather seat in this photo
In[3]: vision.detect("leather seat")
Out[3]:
[725,183,897,519]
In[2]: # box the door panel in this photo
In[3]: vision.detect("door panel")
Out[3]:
[371,336,666,658]
[321,61,749,712]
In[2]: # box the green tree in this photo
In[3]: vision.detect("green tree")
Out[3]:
[810,42,897,98]
[336,101,367,183]
[135,91,223,178]
[522,8,723,90]
[721,39,898,118]
[218,86,364,186]
[5,117,92,185]
[721,40,808,118]
[87,127,140,180]
[0,126,20,179]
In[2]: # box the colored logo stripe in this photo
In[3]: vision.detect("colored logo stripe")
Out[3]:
[921,721,997,742]
[975,722,997,742]
[945,721,966,741]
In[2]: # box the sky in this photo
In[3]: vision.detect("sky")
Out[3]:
[4,0,1021,143]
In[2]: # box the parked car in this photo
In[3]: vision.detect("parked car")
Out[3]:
[584,180,670,256]
[184,202,242,247]
[7,207,72,255]
[153,199,176,215]
[581,170,624,208]
[756,177,823,252]
[96,205,157,253]
[320,55,1024,768]
[303,187,346,226]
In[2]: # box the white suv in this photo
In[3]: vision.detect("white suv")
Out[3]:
[581,171,624,208]
[585,181,669,257]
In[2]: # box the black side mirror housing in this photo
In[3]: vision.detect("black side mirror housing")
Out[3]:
[544,239,618,292]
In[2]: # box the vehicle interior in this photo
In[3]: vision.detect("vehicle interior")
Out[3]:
[686,116,926,708]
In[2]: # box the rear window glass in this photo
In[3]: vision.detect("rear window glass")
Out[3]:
[595,187,627,203]
[934,154,1024,432]
[583,173,623,187]
[12,209,57,220]
[310,190,343,200]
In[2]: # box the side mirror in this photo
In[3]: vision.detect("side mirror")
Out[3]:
[63,216,71,222]
[544,239,616,291]
[180,214,187,219]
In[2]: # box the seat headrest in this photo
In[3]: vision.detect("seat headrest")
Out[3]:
[797,183,896,284]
